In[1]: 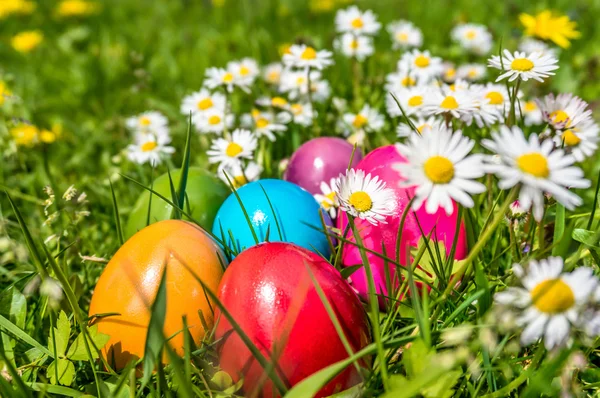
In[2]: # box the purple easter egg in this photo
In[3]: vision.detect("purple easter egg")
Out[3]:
[284,137,363,195]
[337,145,468,307]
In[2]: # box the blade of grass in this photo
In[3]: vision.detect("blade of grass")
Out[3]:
[109,180,124,246]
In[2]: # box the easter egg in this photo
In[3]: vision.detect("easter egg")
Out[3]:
[215,242,371,398]
[337,145,468,305]
[125,167,228,239]
[284,137,363,194]
[89,220,225,370]
[212,179,333,257]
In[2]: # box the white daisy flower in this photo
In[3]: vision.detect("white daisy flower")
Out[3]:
[342,104,385,135]
[263,62,283,85]
[451,23,493,55]
[457,63,487,82]
[387,20,423,49]
[386,86,429,117]
[219,161,263,189]
[204,67,250,93]
[309,78,332,103]
[398,49,443,84]
[482,125,590,221]
[126,134,175,166]
[495,258,597,350]
[552,119,599,162]
[334,33,374,61]
[441,62,457,83]
[396,116,442,138]
[334,168,396,225]
[207,128,257,167]
[287,102,315,126]
[522,99,543,126]
[194,107,233,134]
[314,178,339,219]
[422,86,478,119]
[227,57,259,86]
[282,44,333,71]
[462,83,507,127]
[250,111,287,141]
[537,93,593,130]
[125,111,169,137]
[385,70,418,92]
[394,126,486,215]
[519,38,557,58]
[488,50,559,83]
[180,89,226,121]
[335,6,381,36]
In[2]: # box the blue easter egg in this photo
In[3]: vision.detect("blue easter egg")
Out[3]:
[212,179,333,257]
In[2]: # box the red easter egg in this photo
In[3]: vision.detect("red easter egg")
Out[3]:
[215,242,371,398]
[337,145,468,306]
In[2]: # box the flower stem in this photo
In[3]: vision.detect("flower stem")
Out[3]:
[347,215,390,391]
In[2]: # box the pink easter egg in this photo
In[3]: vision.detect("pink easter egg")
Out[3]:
[337,145,468,306]
[284,137,363,195]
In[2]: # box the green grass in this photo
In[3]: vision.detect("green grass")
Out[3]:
[2,0,600,397]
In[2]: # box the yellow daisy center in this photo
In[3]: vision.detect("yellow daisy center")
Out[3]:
[414,55,430,68]
[197,98,213,110]
[352,114,368,128]
[139,117,151,126]
[444,68,456,79]
[468,69,478,78]
[208,115,221,125]
[396,32,409,42]
[239,65,250,76]
[233,175,247,188]
[517,152,549,178]
[351,17,364,28]
[271,97,288,107]
[291,104,303,115]
[511,58,534,72]
[562,130,581,146]
[550,110,570,125]
[465,30,477,39]
[222,72,234,83]
[267,71,280,82]
[225,142,243,157]
[256,118,269,128]
[349,191,372,212]
[485,91,504,105]
[321,191,336,209]
[296,76,306,85]
[402,77,416,87]
[301,47,317,60]
[424,156,454,184]
[350,39,359,49]
[524,101,537,112]
[417,123,430,133]
[531,278,575,313]
[407,95,423,107]
[440,95,459,110]
[141,141,157,152]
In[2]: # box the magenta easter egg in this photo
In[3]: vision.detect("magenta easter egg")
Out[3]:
[284,137,363,194]
[337,145,468,306]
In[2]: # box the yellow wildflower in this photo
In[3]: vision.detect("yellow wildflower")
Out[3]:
[56,0,99,17]
[10,124,39,147]
[11,30,43,53]
[0,0,36,19]
[39,123,62,144]
[0,81,11,106]
[519,10,580,48]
